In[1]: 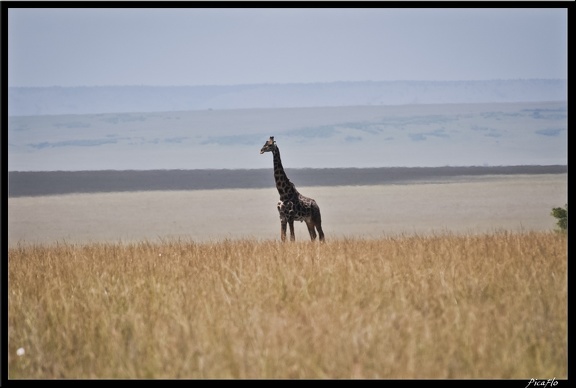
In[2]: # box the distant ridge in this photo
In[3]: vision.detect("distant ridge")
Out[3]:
[8,79,567,116]
[8,165,568,197]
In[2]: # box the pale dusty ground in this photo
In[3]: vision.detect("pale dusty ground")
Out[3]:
[7,174,567,246]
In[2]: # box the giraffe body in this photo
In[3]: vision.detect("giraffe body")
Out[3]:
[260,137,325,242]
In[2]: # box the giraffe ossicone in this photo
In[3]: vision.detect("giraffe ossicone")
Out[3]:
[260,136,325,242]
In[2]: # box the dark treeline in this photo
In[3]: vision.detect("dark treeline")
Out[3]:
[8,165,568,198]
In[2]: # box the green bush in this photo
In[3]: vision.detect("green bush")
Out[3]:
[551,204,567,232]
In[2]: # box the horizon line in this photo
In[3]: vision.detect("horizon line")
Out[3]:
[8,78,568,89]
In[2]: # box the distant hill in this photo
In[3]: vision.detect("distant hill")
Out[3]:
[8,101,567,171]
[8,79,567,116]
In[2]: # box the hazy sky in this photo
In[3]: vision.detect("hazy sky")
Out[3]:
[8,7,568,87]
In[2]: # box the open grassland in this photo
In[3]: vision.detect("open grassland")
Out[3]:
[8,174,568,246]
[8,232,567,379]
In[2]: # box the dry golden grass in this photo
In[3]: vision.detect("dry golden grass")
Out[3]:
[8,232,567,379]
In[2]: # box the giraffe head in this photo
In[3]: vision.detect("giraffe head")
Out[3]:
[260,136,276,154]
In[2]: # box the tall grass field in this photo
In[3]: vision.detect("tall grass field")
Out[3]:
[8,232,567,379]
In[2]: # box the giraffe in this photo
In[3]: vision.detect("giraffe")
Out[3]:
[260,136,325,242]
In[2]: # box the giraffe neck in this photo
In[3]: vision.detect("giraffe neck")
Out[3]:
[272,146,299,200]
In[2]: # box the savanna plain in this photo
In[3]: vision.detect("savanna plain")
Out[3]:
[8,174,568,379]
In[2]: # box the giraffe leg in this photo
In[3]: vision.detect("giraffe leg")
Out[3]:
[316,223,325,242]
[312,208,325,242]
[305,220,317,241]
[280,221,287,242]
[288,220,296,241]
